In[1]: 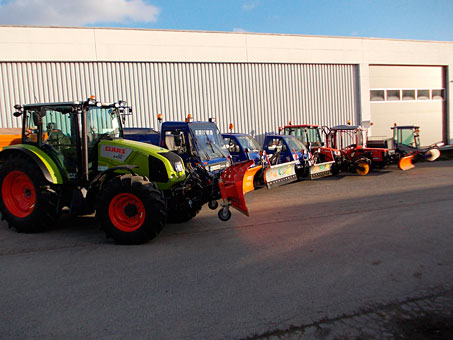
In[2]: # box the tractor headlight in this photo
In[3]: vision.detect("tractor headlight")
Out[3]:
[174,161,184,173]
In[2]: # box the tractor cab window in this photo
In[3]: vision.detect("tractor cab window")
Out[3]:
[189,123,228,161]
[223,137,240,153]
[306,127,323,146]
[23,109,42,144]
[86,107,121,144]
[42,108,73,147]
[284,136,307,152]
[399,128,419,148]
[336,130,358,149]
[24,106,74,148]
[284,127,303,140]
[163,129,187,155]
[267,138,282,151]
[237,136,260,152]
[23,106,78,176]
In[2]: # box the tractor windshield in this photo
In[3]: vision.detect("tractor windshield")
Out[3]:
[398,128,420,149]
[284,126,322,147]
[189,123,229,161]
[236,135,261,152]
[86,107,122,141]
[284,136,307,152]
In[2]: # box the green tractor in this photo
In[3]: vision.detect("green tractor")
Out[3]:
[0,97,252,244]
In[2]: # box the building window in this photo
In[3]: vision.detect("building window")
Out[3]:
[432,89,445,100]
[386,89,401,101]
[370,88,445,103]
[402,89,415,101]
[417,89,430,100]
[370,90,385,102]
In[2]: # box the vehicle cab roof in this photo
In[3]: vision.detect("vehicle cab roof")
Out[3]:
[284,124,319,128]
[391,125,419,130]
[330,125,362,131]
[222,133,251,137]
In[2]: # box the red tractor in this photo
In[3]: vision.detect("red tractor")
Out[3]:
[325,125,389,176]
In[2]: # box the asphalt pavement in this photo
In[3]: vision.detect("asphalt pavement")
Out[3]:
[0,161,452,339]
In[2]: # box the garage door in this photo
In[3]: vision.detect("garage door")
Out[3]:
[369,65,445,146]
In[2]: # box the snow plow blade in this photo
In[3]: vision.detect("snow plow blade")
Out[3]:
[263,160,298,189]
[423,148,441,162]
[219,160,255,216]
[242,165,263,195]
[398,154,415,170]
[309,161,335,179]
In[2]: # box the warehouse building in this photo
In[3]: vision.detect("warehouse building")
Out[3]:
[0,25,452,145]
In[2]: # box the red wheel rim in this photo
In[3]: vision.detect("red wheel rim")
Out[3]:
[1,171,36,218]
[108,193,145,232]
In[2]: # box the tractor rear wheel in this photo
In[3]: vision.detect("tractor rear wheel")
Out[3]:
[0,153,58,232]
[96,174,167,244]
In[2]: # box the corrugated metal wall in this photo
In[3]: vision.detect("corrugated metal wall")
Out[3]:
[0,62,359,143]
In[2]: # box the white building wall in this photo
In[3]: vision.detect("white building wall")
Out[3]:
[1,26,452,143]
[0,62,359,143]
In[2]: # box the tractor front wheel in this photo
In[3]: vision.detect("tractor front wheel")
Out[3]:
[0,153,58,232]
[96,174,167,244]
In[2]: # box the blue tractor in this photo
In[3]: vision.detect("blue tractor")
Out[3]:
[123,116,256,222]
[262,134,334,180]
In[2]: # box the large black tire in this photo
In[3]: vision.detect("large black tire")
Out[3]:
[96,174,167,244]
[167,203,201,223]
[0,153,58,232]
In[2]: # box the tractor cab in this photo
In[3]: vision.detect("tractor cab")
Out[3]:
[326,125,389,175]
[222,133,262,165]
[262,134,310,177]
[283,124,324,148]
[327,125,367,151]
[391,125,421,156]
[160,120,231,173]
[15,98,129,183]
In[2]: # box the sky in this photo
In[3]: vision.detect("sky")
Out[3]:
[0,0,452,41]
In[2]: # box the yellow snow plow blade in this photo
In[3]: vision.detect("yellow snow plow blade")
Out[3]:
[242,165,262,194]
[398,155,415,171]
[424,149,440,162]
[263,161,298,189]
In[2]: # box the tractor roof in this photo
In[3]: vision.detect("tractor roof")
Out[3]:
[284,124,319,128]
[222,133,250,137]
[23,101,82,108]
[123,128,159,136]
[391,125,419,130]
[330,125,361,131]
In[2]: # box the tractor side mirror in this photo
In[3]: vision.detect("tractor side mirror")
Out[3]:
[13,104,22,117]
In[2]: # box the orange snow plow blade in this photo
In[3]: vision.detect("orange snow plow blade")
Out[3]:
[242,165,262,195]
[398,154,415,171]
[219,160,254,216]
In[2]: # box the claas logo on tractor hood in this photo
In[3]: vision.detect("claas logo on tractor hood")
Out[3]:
[101,145,132,161]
